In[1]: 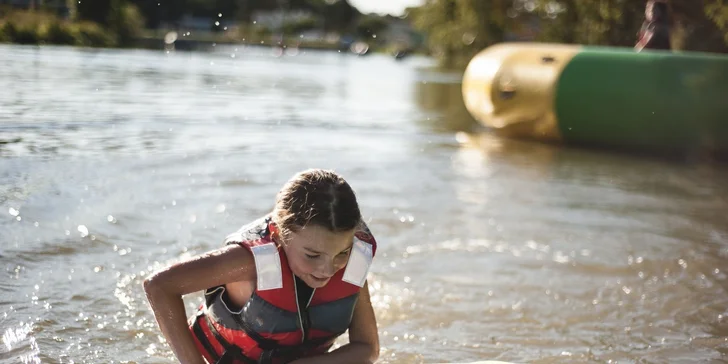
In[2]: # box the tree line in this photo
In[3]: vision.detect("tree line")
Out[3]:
[407,0,728,69]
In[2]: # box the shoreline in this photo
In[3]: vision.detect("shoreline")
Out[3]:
[0,34,423,58]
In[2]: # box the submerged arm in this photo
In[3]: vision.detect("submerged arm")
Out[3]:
[143,244,256,364]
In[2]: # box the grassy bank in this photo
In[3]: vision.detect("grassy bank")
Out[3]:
[138,29,349,51]
[0,10,115,47]
[0,8,422,58]
[0,3,147,48]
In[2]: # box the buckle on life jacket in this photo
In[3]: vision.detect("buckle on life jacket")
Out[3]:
[257,348,279,364]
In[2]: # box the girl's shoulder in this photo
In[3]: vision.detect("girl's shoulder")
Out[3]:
[223,215,273,247]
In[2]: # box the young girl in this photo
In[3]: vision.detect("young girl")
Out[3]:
[143,169,380,364]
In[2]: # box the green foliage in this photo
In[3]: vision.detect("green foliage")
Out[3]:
[0,9,115,47]
[704,0,728,45]
[531,0,728,51]
[109,1,145,46]
[282,17,318,35]
[75,21,116,47]
[410,0,514,69]
[411,0,728,69]
[534,0,644,46]
[45,20,78,45]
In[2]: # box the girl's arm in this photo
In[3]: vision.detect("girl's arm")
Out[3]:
[290,280,380,364]
[143,244,257,364]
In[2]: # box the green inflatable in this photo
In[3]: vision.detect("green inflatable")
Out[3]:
[462,42,728,156]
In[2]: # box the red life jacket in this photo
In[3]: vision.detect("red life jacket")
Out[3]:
[188,215,377,364]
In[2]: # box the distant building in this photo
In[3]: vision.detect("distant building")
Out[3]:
[251,9,318,31]
[382,17,424,49]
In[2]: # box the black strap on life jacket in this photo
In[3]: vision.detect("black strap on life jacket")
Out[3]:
[191,313,222,362]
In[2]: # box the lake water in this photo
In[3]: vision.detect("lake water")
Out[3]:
[1,43,728,364]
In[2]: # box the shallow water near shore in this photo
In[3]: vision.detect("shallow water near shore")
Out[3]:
[1,44,728,363]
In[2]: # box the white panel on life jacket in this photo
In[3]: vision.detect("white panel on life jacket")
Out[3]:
[250,243,283,291]
[342,238,373,287]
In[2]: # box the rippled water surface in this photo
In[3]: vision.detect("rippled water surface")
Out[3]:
[1,44,728,364]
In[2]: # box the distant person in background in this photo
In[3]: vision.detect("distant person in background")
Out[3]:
[635,0,672,52]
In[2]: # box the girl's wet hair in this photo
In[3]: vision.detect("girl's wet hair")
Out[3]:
[650,0,670,23]
[273,169,361,241]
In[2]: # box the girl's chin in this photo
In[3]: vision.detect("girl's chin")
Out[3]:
[305,274,331,288]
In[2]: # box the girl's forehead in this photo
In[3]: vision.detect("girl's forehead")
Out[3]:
[294,225,354,251]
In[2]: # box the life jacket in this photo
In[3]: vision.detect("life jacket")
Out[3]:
[188,215,377,364]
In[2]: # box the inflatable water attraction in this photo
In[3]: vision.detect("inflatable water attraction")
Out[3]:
[462,42,728,156]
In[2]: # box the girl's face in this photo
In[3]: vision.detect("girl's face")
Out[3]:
[273,223,354,289]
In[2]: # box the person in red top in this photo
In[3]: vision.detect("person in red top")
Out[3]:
[144,169,380,364]
[635,0,672,52]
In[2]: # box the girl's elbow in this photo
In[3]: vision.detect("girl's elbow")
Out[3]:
[367,340,380,363]
[143,271,169,298]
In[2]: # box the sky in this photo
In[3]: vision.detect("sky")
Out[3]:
[348,0,425,16]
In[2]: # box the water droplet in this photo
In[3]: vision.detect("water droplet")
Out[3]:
[8,207,19,216]
[622,286,632,294]
[678,259,687,268]
[403,276,411,283]
[218,13,223,17]
[78,225,89,238]
[216,204,226,213]
[461,32,476,45]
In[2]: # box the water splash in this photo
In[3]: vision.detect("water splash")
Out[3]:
[2,322,40,363]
